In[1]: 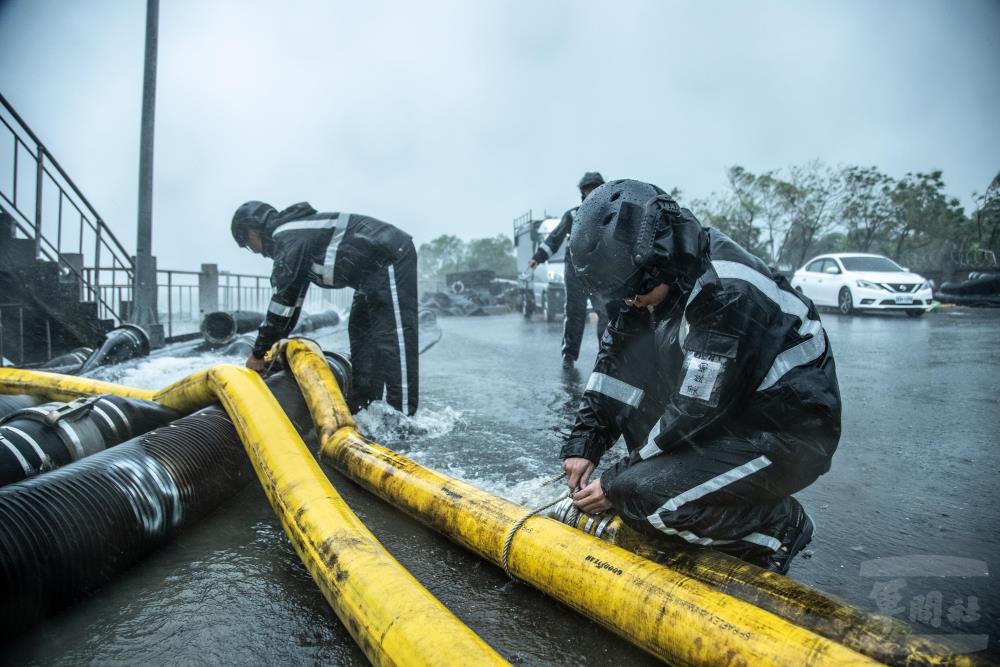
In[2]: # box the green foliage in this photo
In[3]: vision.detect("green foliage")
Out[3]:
[687,161,996,271]
[418,233,517,287]
[417,234,465,285]
[466,235,517,276]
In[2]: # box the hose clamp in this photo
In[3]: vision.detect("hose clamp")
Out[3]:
[42,396,100,425]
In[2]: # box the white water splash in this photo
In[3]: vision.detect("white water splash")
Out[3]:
[354,401,462,443]
[88,353,243,389]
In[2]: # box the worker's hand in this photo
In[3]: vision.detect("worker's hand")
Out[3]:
[563,457,595,491]
[625,283,669,309]
[245,353,266,372]
[572,478,612,514]
[528,258,538,270]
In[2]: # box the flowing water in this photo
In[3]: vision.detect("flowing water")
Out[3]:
[5,307,999,663]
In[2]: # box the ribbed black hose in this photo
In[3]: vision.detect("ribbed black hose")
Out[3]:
[293,309,341,333]
[0,396,180,486]
[0,395,44,421]
[78,325,150,374]
[200,311,263,345]
[0,371,312,637]
[37,347,92,372]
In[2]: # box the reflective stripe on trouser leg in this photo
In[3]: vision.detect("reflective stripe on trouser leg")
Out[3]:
[387,265,408,412]
[646,455,774,546]
[604,442,791,554]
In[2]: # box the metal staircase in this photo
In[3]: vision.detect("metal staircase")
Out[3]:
[1,92,134,363]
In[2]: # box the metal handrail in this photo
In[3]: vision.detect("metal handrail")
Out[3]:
[1,93,134,324]
[0,93,134,265]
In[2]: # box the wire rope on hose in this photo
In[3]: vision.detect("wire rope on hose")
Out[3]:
[501,489,571,579]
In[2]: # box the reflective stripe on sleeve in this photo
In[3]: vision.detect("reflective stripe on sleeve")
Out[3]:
[268,300,295,317]
[757,319,826,391]
[320,214,350,286]
[585,372,644,407]
[637,419,663,460]
[272,218,336,235]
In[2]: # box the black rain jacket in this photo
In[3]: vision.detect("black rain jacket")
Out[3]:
[252,202,411,357]
[531,207,576,264]
[561,197,841,485]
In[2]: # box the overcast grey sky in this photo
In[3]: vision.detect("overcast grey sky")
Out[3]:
[1,0,997,275]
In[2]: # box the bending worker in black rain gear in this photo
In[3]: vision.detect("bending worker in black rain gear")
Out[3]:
[560,180,841,574]
[231,201,419,416]
[528,172,614,368]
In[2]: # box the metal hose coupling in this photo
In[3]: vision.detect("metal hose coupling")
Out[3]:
[546,497,619,540]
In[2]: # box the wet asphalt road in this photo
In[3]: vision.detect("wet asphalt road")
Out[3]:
[4,305,999,664]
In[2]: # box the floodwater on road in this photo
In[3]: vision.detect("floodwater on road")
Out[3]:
[5,306,999,664]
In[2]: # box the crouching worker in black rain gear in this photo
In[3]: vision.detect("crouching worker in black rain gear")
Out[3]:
[231,201,419,415]
[528,171,616,369]
[559,180,841,574]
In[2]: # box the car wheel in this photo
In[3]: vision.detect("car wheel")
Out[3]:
[521,292,535,319]
[905,309,925,318]
[838,287,854,315]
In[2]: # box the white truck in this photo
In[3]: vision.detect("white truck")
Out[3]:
[513,210,566,322]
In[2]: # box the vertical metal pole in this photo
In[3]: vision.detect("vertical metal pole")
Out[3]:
[12,139,18,209]
[18,307,24,365]
[34,147,44,259]
[57,191,63,253]
[133,0,159,326]
[94,224,102,307]
[45,319,51,360]
[167,270,173,339]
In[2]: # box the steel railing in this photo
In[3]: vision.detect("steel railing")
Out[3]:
[1,93,353,346]
[1,92,135,323]
[85,267,353,341]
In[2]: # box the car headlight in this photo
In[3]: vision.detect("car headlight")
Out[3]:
[547,271,564,283]
[856,280,883,290]
[918,280,932,291]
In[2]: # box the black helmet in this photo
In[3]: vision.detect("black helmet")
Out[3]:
[569,179,675,302]
[231,201,276,247]
[578,171,605,191]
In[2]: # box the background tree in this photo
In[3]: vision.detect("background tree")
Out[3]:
[888,170,966,269]
[968,170,1000,266]
[418,233,517,289]
[690,167,770,261]
[839,166,895,252]
[774,161,844,268]
[465,234,517,277]
[418,234,465,286]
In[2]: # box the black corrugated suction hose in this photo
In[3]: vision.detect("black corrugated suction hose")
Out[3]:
[200,311,263,345]
[78,325,151,374]
[0,395,180,486]
[0,394,44,421]
[0,371,314,638]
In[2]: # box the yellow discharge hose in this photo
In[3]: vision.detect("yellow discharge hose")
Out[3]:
[279,339,882,666]
[0,366,508,667]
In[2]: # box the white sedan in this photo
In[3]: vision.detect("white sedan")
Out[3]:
[791,253,933,317]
